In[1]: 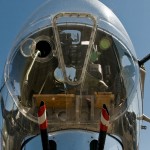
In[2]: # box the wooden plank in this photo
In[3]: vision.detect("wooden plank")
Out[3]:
[94,92,114,108]
[33,94,75,108]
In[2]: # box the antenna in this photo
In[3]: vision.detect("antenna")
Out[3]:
[38,101,50,150]
[137,114,150,123]
[138,53,150,67]
[97,104,109,150]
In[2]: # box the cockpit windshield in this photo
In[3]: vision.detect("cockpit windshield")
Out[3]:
[5,13,137,132]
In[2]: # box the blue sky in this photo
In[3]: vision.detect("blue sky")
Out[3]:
[0,0,150,149]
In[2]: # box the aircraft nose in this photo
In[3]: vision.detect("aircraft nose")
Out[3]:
[22,130,123,150]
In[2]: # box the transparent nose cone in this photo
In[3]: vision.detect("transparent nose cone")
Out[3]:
[5,0,138,134]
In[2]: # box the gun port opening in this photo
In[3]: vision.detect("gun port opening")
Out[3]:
[36,40,52,58]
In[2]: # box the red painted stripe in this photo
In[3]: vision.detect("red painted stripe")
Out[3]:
[40,120,48,130]
[100,123,108,132]
[102,108,109,121]
[38,103,48,129]
[38,105,46,117]
[100,106,109,132]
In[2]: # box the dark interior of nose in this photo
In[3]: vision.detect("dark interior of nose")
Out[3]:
[36,40,52,58]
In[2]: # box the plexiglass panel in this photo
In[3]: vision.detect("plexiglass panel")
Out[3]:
[6,24,137,132]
